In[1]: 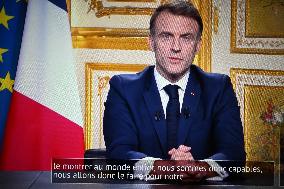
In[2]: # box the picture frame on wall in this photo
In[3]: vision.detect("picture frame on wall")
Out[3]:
[231,0,284,54]
[230,68,284,179]
[85,63,147,150]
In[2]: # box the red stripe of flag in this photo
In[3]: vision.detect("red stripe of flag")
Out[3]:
[0,91,84,170]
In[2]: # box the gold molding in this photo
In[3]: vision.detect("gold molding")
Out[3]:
[197,0,212,72]
[230,68,284,90]
[85,0,170,18]
[71,27,149,37]
[72,35,149,50]
[71,27,149,50]
[70,0,212,72]
[213,6,219,34]
[85,63,148,150]
[213,0,221,34]
[92,1,154,18]
[108,0,155,2]
[231,0,284,55]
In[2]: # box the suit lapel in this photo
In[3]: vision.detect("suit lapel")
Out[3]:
[143,67,167,156]
[178,69,201,145]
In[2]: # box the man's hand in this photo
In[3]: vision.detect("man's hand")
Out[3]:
[147,145,219,183]
[175,160,218,183]
[149,159,218,183]
[149,160,176,177]
[168,145,194,160]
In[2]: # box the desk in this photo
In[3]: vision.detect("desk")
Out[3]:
[0,171,280,189]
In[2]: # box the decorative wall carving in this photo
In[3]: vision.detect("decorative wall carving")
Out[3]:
[85,63,147,149]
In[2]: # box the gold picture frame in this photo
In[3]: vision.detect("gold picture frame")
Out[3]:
[85,63,148,150]
[231,0,284,54]
[68,0,212,72]
[230,68,284,177]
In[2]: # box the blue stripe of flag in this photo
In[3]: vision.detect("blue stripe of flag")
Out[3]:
[0,0,27,149]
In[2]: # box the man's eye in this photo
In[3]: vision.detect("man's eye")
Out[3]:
[160,33,171,39]
[182,35,194,41]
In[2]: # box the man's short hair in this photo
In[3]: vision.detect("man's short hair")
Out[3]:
[149,0,203,38]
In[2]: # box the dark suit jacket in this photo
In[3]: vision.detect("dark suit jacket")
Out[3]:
[103,65,245,161]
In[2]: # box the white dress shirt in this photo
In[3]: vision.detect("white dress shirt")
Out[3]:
[154,67,189,114]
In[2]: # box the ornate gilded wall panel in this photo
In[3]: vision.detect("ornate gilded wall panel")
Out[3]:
[231,0,284,54]
[85,63,147,150]
[230,68,284,176]
[245,0,284,38]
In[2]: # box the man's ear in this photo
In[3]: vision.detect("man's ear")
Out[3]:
[148,35,155,51]
[195,38,202,53]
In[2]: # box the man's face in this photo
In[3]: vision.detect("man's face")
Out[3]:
[149,11,201,82]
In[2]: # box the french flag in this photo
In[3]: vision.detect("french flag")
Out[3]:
[0,0,84,170]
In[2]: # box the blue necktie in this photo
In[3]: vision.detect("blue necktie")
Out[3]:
[164,84,180,152]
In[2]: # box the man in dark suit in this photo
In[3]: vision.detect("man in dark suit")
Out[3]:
[103,1,245,181]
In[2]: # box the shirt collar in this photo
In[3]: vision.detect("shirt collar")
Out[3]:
[154,66,189,92]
